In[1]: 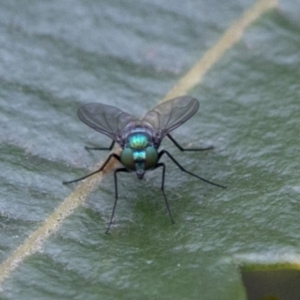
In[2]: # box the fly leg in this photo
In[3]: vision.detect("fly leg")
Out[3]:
[85,141,115,151]
[106,168,129,234]
[167,134,213,151]
[158,150,226,189]
[62,153,120,184]
[63,153,127,234]
[154,162,175,224]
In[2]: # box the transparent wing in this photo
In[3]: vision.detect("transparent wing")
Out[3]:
[141,96,199,138]
[77,103,138,141]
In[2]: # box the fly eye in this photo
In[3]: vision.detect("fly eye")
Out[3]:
[145,146,158,170]
[120,148,135,170]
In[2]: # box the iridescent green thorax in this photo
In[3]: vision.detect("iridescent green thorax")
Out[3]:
[128,133,149,150]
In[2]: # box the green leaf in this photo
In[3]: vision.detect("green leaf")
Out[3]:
[1,0,299,299]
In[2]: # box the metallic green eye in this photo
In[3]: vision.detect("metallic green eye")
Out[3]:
[120,148,135,170]
[145,146,158,170]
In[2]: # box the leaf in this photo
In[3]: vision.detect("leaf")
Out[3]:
[1,1,299,300]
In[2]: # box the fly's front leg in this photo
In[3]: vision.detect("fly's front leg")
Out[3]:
[62,153,121,184]
[153,162,175,224]
[158,150,226,189]
[105,168,129,234]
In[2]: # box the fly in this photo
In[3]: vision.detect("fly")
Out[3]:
[63,96,226,233]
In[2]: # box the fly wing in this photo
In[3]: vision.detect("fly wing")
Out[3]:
[78,103,138,141]
[141,96,199,138]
